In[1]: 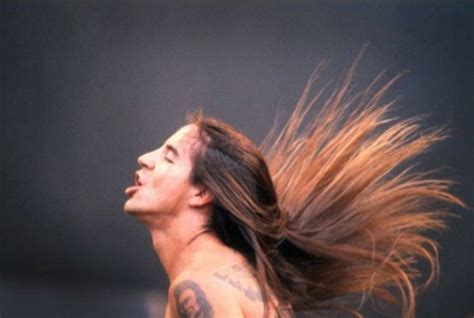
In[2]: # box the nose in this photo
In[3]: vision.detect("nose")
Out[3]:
[137,152,155,169]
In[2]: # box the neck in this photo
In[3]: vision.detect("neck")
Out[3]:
[150,228,221,281]
[141,209,237,282]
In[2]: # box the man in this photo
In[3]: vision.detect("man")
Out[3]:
[124,124,279,317]
[123,69,463,318]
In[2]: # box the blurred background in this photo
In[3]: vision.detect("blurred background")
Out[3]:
[1,1,473,317]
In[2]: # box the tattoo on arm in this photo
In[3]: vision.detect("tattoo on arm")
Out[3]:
[174,280,214,318]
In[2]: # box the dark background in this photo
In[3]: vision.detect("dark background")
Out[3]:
[1,1,473,317]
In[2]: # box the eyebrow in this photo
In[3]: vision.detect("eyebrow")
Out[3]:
[165,144,180,158]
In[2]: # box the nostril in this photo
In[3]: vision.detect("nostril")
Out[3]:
[138,153,155,169]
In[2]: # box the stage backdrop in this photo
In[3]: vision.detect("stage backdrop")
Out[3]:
[2,2,473,317]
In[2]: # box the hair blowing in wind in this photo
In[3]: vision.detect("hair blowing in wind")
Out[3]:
[186,53,466,317]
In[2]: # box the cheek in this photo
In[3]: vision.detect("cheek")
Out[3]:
[150,165,171,186]
[150,165,190,189]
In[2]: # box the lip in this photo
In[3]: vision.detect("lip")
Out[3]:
[125,185,140,198]
[135,171,142,186]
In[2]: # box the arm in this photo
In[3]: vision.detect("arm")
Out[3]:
[167,276,244,318]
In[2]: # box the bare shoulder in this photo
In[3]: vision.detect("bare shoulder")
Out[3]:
[167,269,244,318]
[211,263,263,302]
[211,264,293,318]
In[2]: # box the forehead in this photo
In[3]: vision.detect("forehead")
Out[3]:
[165,124,200,155]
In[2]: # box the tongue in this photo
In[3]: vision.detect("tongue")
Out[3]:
[125,186,140,196]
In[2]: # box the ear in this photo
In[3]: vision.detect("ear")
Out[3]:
[188,186,213,208]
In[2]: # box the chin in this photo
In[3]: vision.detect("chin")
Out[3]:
[123,200,155,216]
[123,200,139,214]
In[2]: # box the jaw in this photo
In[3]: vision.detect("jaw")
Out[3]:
[123,198,175,231]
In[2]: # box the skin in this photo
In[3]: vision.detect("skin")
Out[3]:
[124,124,280,317]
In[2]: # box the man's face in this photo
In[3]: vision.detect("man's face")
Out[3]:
[123,124,200,216]
[177,289,201,317]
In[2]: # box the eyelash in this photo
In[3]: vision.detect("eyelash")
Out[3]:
[165,157,173,163]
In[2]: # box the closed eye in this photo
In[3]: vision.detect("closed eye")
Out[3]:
[165,157,173,163]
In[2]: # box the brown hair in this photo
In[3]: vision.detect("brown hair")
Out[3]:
[185,58,466,317]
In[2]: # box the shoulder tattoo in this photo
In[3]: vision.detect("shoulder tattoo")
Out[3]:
[173,280,214,318]
[213,271,262,302]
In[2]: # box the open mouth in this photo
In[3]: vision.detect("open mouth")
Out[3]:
[135,171,142,186]
[125,171,143,198]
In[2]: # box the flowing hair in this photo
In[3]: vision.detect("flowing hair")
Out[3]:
[186,55,466,317]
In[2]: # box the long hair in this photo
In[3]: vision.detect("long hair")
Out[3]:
[185,58,465,317]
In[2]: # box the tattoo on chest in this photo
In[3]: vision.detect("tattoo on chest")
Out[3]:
[174,280,214,318]
[213,269,263,302]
